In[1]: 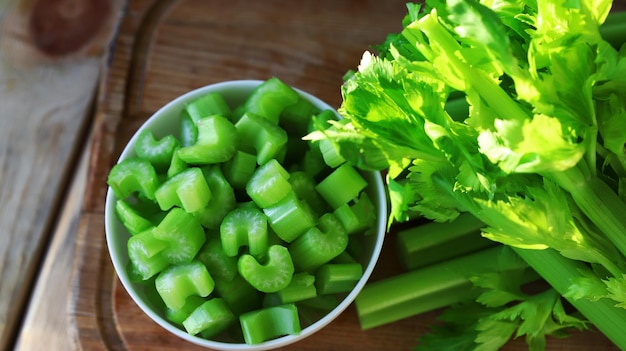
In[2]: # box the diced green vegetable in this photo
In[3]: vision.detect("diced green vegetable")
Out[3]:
[193,166,236,229]
[166,147,188,178]
[235,112,288,165]
[333,191,377,235]
[220,207,268,258]
[238,245,295,293]
[179,110,198,147]
[134,129,180,172]
[178,114,238,165]
[108,157,159,201]
[127,228,168,280]
[315,163,368,209]
[155,260,215,311]
[245,159,292,208]
[289,213,348,272]
[115,199,154,235]
[315,263,363,295]
[263,192,316,243]
[182,298,235,337]
[165,295,206,326]
[264,272,317,306]
[154,167,211,213]
[288,170,330,216]
[214,273,262,316]
[152,207,206,264]
[221,150,257,189]
[184,92,232,123]
[242,77,300,124]
[239,304,301,345]
[196,236,238,282]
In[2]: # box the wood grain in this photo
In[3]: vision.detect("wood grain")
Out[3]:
[68,0,626,350]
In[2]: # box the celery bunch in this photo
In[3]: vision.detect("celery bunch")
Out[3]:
[308,0,626,349]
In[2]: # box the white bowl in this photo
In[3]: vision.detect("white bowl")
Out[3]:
[105,80,387,350]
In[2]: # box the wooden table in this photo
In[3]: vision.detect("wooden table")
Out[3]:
[2,1,625,350]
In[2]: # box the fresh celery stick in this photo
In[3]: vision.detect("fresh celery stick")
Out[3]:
[155,260,215,311]
[134,129,180,172]
[239,304,301,345]
[245,159,292,208]
[397,213,496,270]
[178,114,238,165]
[184,92,232,123]
[289,213,349,272]
[263,191,316,243]
[127,228,168,280]
[107,157,159,201]
[235,112,288,165]
[243,77,300,124]
[152,207,206,264]
[166,146,188,178]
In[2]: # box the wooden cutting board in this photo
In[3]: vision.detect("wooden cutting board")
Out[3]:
[68,0,623,350]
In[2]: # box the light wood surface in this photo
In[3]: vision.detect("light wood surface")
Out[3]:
[4,0,626,350]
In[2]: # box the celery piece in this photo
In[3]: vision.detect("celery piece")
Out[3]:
[264,272,317,306]
[235,112,288,165]
[107,157,159,201]
[179,110,198,147]
[289,213,349,272]
[115,199,154,235]
[185,92,232,123]
[238,245,295,293]
[333,191,377,235]
[193,166,236,229]
[239,304,301,345]
[263,192,316,243]
[331,250,359,265]
[166,147,188,179]
[288,171,330,216]
[165,295,206,326]
[279,96,318,136]
[315,263,363,295]
[155,260,215,311]
[315,163,368,209]
[243,77,300,124]
[245,159,292,208]
[397,213,495,270]
[152,207,206,264]
[177,115,238,165]
[182,298,235,337]
[220,207,268,258]
[319,138,345,168]
[297,294,338,311]
[221,150,257,189]
[127,228,169,280]
[134,129,180,172]
[300,147,327,179]
[154,167,212,213]
[196,236,238,282]
[214,273,262,316]
[354,246,531,330]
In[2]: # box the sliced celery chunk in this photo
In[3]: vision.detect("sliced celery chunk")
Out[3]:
[127,228,168,280]
[178,114,238,165]
[155,260,215,311]
[245,159,292,208]
[221,150,257,190]
[243,77,299,124]
[315,163,368,209]
[196,235,238,282]
[184,92,231,123]
[115,199,154,235]
[152,207,206,264]
[238,245,295,293]
[263,191,316,243]
[154,167,212,213]
[239,304,301,345]
[289,213,349,272]
[214,273,262,316]
[193,166,236,229]
[182,298,235,337]
[235,112,288,165]
[315,263,363,295]
[220,207,268,258]
[134,129,180,172]
[107,157,159,201]
[264,272,317,306]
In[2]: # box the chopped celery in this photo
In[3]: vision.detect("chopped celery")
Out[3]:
[182,298,235,337]
[239,304,301,345]
[279,96,318,136]
[193,166,236,229]
[165,295,206,326]
[107,157,159,201]
[196,236,238,282]
[166,146,188,179]
[179,110,198,147]
[315,163,368,209]
[238,245,295,293]
[264,272,317,306]
[242,77,300,124]
[263,192,316,243]
[289,213,349,272]
[245,159,292,208]
[397,213,496,270]
[184,92,231,123]
[134,129,180,172]
[288,170,330,216]
[220,207,268,258]
[154,167,212,213]
[127,228,168,280]
[221,150,257,189]
[235,112,288,165]
[315,263,363,295]
[178,115,238,165]
[333,191,377,235]
[115,199,154,235]
[152,207,206,264]
[155,260,215,311]
[214,273,262,316]
[354,246,532,330]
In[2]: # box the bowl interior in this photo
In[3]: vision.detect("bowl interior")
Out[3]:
[105,80,387,350]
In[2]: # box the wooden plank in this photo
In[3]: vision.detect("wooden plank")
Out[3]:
[0,0,125,349]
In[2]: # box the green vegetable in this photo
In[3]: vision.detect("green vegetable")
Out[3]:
[242,77,300,124]
[308,1,626,348]
[154,167,211,213]
[238,244,295,293]
[264,272,317,305]
[182,298,235,337]
[134,129,180,172]
[289,213,348,272]
[235,112,288,165]
[127,228,168,280]
[114,199,154,235]
[315,263,363,295]
[263,191,316,243]
[155,260,215,311]
[152,207,206,265]
[220,207,268,258]
[177,114,238,165]
[315,163,368,209]
[184,92,232,123]
[239,304,301,345]
[107,157,159,201]
[245,158,292,208]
